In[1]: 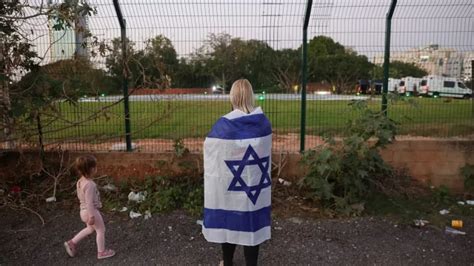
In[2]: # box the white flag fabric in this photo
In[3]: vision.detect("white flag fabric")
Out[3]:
[202,107,272,246]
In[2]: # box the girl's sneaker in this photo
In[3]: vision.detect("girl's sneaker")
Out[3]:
[98,249,116,259]
[64,240,76,257]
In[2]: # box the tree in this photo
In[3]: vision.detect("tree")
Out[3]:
[314,54,374,94]
[1,0,95,147]
[192,33,238,92]
[273,49,300,93]
[106,35,179,89]
[370,61,428,80]
[173,58,213,88]
[15,59,115,100]
[11,59,116,143]
[308,36,345,60]
[142,35,179,88]
[308,36,373,93]
[242,40,278,91]
[192,33,277,92]
[105,37,133,91]
[388,61,428,79]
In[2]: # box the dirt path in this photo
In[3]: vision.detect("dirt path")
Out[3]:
[4,134,473,153]
[1,207,473,265]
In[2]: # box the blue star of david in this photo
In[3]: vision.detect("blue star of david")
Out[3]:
[225,145,271,205]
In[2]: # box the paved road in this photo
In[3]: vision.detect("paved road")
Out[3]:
[1,208,473,265]
[78,94,372,102]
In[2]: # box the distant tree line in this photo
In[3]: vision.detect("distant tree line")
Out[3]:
[16,34,428,97]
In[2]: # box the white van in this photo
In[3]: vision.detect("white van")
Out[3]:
[398,77,422,96]
[419,75,471,99]
[388,78,400,93]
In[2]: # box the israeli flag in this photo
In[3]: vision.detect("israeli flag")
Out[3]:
[203,107,272,246]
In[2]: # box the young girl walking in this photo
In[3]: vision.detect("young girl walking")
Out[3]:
[64,155,115,259]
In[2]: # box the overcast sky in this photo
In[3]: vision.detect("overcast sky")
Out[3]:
[26,0,473,65]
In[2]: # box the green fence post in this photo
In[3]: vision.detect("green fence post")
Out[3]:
[113,0,132,151]
[382,0,397,116]
[300,0,313,153]
[471,60,474,99]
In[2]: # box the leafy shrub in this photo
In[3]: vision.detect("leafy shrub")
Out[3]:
[430,185,452,205]
[102,175,203,217]
[461,164,474,195]
[302,100,398,215]
[183,185,204,216]
[173,138,189,157]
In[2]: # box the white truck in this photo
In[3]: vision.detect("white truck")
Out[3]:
[398,77,422,96]
[419,75,471,99]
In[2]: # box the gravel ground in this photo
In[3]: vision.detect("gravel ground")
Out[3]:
[1,207,473,265]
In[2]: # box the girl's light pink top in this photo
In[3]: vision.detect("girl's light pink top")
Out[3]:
[77,178,102,216]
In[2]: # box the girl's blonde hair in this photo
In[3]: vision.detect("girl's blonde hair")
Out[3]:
[229,79,255,114]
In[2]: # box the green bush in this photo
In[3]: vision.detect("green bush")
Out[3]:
[173,138,189,157]
[102,175,203,217]
[430,185,452,206]
[302,100,398,215]
[461,164,474,195]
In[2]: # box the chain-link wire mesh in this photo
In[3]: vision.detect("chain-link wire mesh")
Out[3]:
[306,0,473,149]
[2,0,473,153]
[387,0,473,137]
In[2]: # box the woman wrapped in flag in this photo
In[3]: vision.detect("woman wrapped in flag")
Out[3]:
[203,79,272,266]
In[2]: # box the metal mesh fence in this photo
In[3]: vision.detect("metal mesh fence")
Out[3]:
[306,1,390,149]
[2,0,473,153]
[387,0,473,137]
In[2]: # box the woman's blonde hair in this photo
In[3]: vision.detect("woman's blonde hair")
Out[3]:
[229,79,255,114]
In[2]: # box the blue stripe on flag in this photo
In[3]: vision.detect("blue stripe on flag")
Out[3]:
[203,206,271,232]
[207,114,272,140]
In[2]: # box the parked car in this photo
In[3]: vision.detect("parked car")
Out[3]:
[211,85,224,94]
